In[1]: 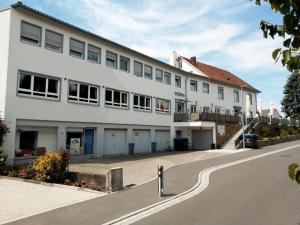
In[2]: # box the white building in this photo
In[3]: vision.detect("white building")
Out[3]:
[0,2,259,164]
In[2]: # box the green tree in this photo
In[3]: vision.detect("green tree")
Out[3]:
[254,0,300,72]
[288,163,300,184]
[281,72,300,119]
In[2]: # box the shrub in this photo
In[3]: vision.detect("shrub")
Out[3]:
[0,147,8,175]
[18,166,35,179]
[32,150,69,183]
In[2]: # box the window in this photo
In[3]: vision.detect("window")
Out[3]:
[156,98,171,114]
[133,94,151,112]
[119,56,130,72]
[155,69,163,82]
[225,109,231,115]
[20,21,42,46]
[203,106,210,113]
[164,72,171,85]
[215,106,221,114]
[190,80,197,91]
[175,100,185,113]
[234,90,239,103]
[218,86,224,100]
[144,65,152,79]
[45,29,63,52]
[175,76,181,88]
[88,44,101,63]
[106,51,118,69]
[248,93,253,105]
[17,71,60,99]
[105,89,128,108]
[203,83,209,94]
[134,61,143,77]
[191,105,197,113]
[68,81,99,104]
[69,38,85,59]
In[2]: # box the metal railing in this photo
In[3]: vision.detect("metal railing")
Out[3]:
[174,112,240,123]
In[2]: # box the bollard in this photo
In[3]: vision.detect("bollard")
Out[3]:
[158,164,164,196]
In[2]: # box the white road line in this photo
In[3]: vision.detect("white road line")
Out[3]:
[102,144,300,225]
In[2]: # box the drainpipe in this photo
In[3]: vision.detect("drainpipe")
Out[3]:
[184,77,188,113]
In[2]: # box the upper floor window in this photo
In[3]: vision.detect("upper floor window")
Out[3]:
[248,93,253,105]
[175,75,181,88]
[68,81,99,105]
[234,90,239,103]
[20,21,42,46]
[218,86,224,100]
[88,44,101,63]
[69,38,85,59]
[175,100,186,113]
[203,83,209,94]
[17,71,60,100]
[215,106,221,114]
[155,69,163,82]
[45,29,63,53]
[105,89,128,108]
[119,56,130,72]
[106,51,118,69]
[203,106,210,113]
[164,72,171,85]
[190,80,197,91]
[191,105,197,113]
[134,61,143,77]
[156,98,171,114]
[225,109,231,115]
[144,65,153,79]
[133,94,151,112]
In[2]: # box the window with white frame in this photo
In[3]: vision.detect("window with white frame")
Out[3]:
[88,44,101,63]
[225,109,231,115]
[105,89,128,108]
[69,38,85,59]
[106,51,118,69]
[215,106,221,113]
[144,65,152,79]
[20,21,42,46]
[68,81,99,104]
[203,83,209,94]
[248,93,253,105]
[155,69,163,82]
[119,56,130,72]
[175,75,181,88]
[134,61,143,77]
[17,71,60,99]
[164,71,171,85]
[175,100,186,113]
[218,86,224,100]
[203,106,210,113]
[45,29,63,52]
[190,80,197,91]
[234,90,239,103]
[133,94,151,111]
[156,98,171,113]
[191,105,197,113]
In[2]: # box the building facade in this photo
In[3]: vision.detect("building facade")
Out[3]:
[0,2,259,164]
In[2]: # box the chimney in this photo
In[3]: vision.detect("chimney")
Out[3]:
[169,51,178,67]
[190,56,196,65]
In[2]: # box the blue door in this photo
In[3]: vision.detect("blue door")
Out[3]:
[84,129,94,155]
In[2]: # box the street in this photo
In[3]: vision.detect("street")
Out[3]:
[6,141,300,225]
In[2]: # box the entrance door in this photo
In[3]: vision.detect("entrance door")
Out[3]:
[84,129,94,155]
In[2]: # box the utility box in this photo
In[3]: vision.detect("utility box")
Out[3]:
[106,167,123,192]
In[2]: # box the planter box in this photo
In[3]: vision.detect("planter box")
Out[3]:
[258,134,300,148]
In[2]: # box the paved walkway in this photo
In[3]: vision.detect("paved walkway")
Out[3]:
[0,178,104,225]
[69,150,241,186]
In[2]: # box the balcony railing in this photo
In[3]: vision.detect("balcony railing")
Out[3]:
[174,112,240,123]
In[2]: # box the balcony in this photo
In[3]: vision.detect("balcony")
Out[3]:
[174,112,240,123]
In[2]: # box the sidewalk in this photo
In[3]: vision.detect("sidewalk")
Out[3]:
[69,149,244,187]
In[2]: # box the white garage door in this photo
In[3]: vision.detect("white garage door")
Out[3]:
[192,129,213,150]
[104,129,127,155]
[133,129,151,154]
[155,130,170,151]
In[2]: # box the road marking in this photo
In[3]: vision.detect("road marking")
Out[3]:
[102,144,300,225]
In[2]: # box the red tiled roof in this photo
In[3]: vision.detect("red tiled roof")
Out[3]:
[182,57,259,92]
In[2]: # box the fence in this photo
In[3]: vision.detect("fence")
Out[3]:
[174,112,240,123]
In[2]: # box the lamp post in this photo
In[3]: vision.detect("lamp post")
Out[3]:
[241,85,246,150]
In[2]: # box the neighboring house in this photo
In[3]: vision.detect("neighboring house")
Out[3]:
[0,2,260,164]
[260,109,281,118]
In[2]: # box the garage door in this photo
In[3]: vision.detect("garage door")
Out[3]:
[104,129,127,155]
[192,129,213,150]
[155,130,170,151]
[133,129,151,154]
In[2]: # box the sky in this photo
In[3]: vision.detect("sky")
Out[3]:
[0,0,287,112]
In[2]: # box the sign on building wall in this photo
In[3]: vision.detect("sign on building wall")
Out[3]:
[217,125,225,136]
[70,138,80,154]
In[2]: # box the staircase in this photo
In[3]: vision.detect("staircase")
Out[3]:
[222,125,247,150]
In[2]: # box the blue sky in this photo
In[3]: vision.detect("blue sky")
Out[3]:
[1,0,287,112]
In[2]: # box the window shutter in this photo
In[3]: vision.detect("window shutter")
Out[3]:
[46,30,62,48]
[88,45,101,54]
[21,22,41,42]
[70,39,84,53]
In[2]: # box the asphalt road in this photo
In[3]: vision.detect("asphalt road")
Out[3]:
[7,140,300,225]
[134,144,300,225]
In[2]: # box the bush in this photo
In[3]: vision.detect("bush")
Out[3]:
[0,147,8,175]
[32,150,69,183]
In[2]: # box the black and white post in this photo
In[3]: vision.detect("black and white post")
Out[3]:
[158,164,164,197]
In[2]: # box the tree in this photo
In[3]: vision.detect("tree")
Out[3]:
[281,71,300,119]
[254,0,300,72]
[288,163,300,184]
[0,118,9,145]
